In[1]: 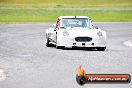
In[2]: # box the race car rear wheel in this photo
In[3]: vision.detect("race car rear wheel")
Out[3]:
[96,47,106,51]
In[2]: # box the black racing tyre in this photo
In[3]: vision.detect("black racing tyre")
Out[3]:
[46,38,51,47]
[96,47,106,51]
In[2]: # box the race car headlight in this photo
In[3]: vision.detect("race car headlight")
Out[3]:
[63,31,69,36]
[97,31,103,36]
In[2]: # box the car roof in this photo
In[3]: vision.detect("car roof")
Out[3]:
[58,16,90,19]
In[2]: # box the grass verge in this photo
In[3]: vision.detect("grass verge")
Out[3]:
[0,7,132,23]
[1,0,132,8]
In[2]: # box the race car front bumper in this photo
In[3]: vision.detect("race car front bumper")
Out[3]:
[57,36,106,48]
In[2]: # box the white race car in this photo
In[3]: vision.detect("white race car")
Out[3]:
[46,16,106,51]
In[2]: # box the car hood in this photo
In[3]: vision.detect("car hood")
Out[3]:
[61,28,104,37]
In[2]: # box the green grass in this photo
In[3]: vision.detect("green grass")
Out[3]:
[0,0,132,23]
[0,7,132,23]
[0,0,132,8]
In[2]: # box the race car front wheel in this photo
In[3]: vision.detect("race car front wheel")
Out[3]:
[46,38,51,47]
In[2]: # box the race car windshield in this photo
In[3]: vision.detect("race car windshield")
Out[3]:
[61,18,91,29]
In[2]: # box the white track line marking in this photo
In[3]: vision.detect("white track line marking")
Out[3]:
[0,69,6,81]
[123,40,132,47]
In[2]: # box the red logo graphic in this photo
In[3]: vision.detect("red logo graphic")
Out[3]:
[76,65,131,85]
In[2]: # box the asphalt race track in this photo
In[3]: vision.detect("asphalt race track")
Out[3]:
[0,22,132,88]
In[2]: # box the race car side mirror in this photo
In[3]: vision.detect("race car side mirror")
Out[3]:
[54,28,59,31]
